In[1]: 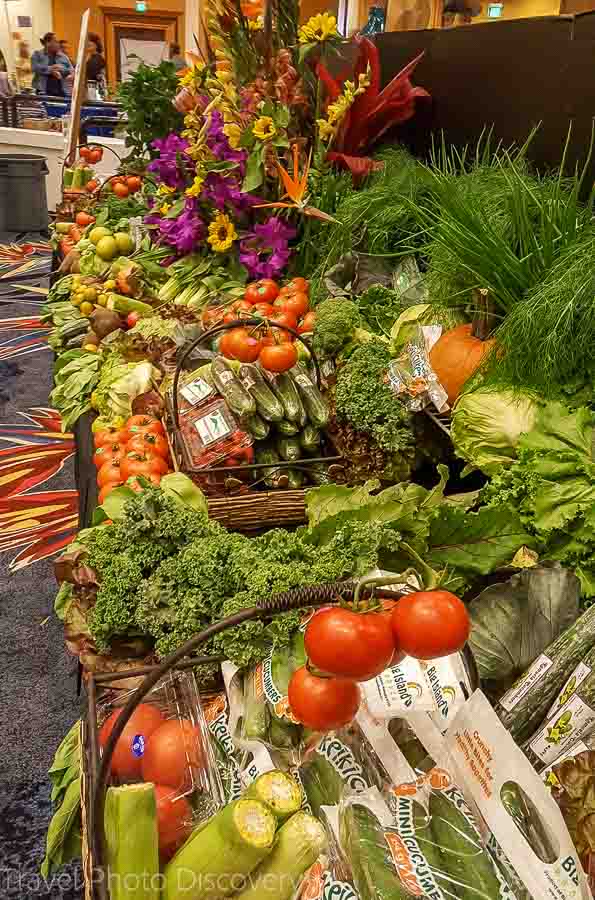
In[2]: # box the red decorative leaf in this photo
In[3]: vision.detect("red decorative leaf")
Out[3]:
[327,152,385,183]
[315,61,343,102]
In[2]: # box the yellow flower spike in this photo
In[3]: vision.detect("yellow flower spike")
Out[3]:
[207,213,237,252]
[253,116,277,141]
[216,69,234,84]
[298,12,338,43]
[317,119,335,141]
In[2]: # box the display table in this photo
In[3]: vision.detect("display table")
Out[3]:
[0,128,125,212]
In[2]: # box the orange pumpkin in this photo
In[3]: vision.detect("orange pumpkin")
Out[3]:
[429,324,495,406]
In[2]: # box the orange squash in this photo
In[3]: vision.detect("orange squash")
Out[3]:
[429,324,495,406]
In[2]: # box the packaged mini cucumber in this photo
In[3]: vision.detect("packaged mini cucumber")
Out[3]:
[445,690,591,900]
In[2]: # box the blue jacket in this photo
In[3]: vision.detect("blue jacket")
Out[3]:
[31,50,73,93]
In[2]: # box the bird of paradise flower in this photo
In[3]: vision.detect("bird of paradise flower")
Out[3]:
[0,407,78,570]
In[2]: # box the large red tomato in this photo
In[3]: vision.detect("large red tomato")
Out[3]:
[305,608,395,681]
[245,279,279,304]
[99,704,165,780]
[94,427,127,448]
[269,310,298,332]
[124,415,164,441]
[259,342,298,373]
[127,431,170,460]
[141,719,204,791]
[298,311,317,334]
[97,460,123,488]
[154,785,192,857]
[93,442,124,470]
[227,327,262,363]
[391,590,470,660]
[281,292,309,319]
[288,667,360,732]
[121,451,168,481]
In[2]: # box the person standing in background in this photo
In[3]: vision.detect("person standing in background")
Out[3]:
[59,40,73,63]
[169,43,186,71]
[31,33,73,95]
[86,33,106,96]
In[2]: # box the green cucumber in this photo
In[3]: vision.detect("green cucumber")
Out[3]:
[341,803,411,900]
[245,414,270,441]
[238,364,284,422]
[212,357,256,420]
[277,437,302,462]
[242,669,269,741]
[299,753,344,818]
[299,425,321,453]
[290,364,329,428]
[267,716,301,751]
[287,468,304,489]
[276,420,300,436]
[307,462,332,485]
[271,372,305,424]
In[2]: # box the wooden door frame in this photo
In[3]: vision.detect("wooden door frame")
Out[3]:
[101,7,181,84]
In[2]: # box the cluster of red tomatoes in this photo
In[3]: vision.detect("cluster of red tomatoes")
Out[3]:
[202,277,317,374]
[79,144,103,165]
[93,414,173,504]
[100,704,202,859]
[105,174,143,199]
[288,591,471,732]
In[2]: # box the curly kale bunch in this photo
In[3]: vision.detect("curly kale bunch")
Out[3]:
[334,339,416,481]
[355,284,409,336]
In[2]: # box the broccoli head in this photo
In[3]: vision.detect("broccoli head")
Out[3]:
[312,298,364,358]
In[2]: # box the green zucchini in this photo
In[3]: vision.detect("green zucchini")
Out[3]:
[105,784,160,900]
[290,364,329,429]
[211,357,256,420]
[271,372,305,424]
[496,604,595,742]
[245,414,270,441]
[428,791,502,899]
[299,425,321,453]
[276,419,300,436]
[277,437,302,462]
[239,364,284,422]
[341,802,411,900]
[244,771,302,822]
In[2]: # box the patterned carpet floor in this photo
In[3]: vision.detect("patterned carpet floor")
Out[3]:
[0,236,82,898]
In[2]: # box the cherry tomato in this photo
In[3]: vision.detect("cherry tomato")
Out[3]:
[282,292,309,319]
[259,342,298,373]
[391,590,470,660]
[245,279,279,304]
[97,460,123,488]
[124,415,164,441]
[126,473,162,492]
[88,148,103,164]
[76,211,95,227]
[305,608,396,681]
[285,277,309,293]
[113,182,130,198]
[126,175,142,192]
[93,442,124,470]
[226,327,262,363]
[99,704,165,779]
[299,310,317,333]
[126,311,140,328]
[141,719,204,791]
[121,451,168,481]
[253,302,275,317]
[127,431,170,460]
[288,667,360,731]
[154,785,192,857]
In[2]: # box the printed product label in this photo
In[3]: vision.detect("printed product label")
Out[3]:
[362,656,434,717]
[294,373,313,388]
[218,369,235,385]
[240,374,256,391]
[546,661,592,719]
[195,409,232,445]
[322,877,359,900]
[389,796,446,899]
[317,736,368,793]
[529,694,595,766]
[543,741,589,788]
[424,655,470,731]
[261,654,299,722]
[131,734,145,757]
[180,377,213,405]
[499,654,554,712]
[241,742,275,786]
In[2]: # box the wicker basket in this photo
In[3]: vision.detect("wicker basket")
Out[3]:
[167,319,346,531]
[82,580,480,898]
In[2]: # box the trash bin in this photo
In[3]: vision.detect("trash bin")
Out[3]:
[0,154,49,232]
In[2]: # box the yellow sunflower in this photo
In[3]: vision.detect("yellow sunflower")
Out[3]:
[208,213,237,252]
[253,116,276,141]
[298,12,338,43]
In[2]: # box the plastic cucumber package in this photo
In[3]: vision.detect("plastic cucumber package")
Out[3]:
[96,670,225,863]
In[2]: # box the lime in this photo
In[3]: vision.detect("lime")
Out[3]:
[114,232,134,255]
[89,226,112,245]
[84,287,98,303]
[104,279,117,291]
[80,301,94,316]
[95,236,118,261]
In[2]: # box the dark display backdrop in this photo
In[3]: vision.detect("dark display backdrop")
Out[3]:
[376,12,595,183]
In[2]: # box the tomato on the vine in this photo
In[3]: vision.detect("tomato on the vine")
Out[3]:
[113,182,129,198]
[269,310,298,332]
[127,431,170,460]
[284,277,309,294]
[97,460,123,488]
[88,148,103,164]
[288,667,360,731]
[253,302,275,318]
[298,310,317,334]
[245,279,279,304]
[93,442,124,470]
[94,427,127,448]
[305,608,396,681]
[282,292,309,319]
[226,327,262,363]
[79,146,92,161]
[126,175,142,192]
[126,473,163,492]
[219,330,238,359]
[124,415,164,441]
[121,451,168,481]
[259,342,298,373]
[260,329,294,346]
[391,590,470,660]
[231,299,254,317]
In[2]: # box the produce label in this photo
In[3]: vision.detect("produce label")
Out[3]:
[195,409,232,445]
[362,656,435,716]
[180,377,214,406]
[545,661,592,720]
[529,695,595,766]
[387,797,447,899]
[294,373,313,388]
[543,741,589,788]
[131,734,145,757]
[499,654,554,712]
[318,735,368,793]
[424,654,471,732]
